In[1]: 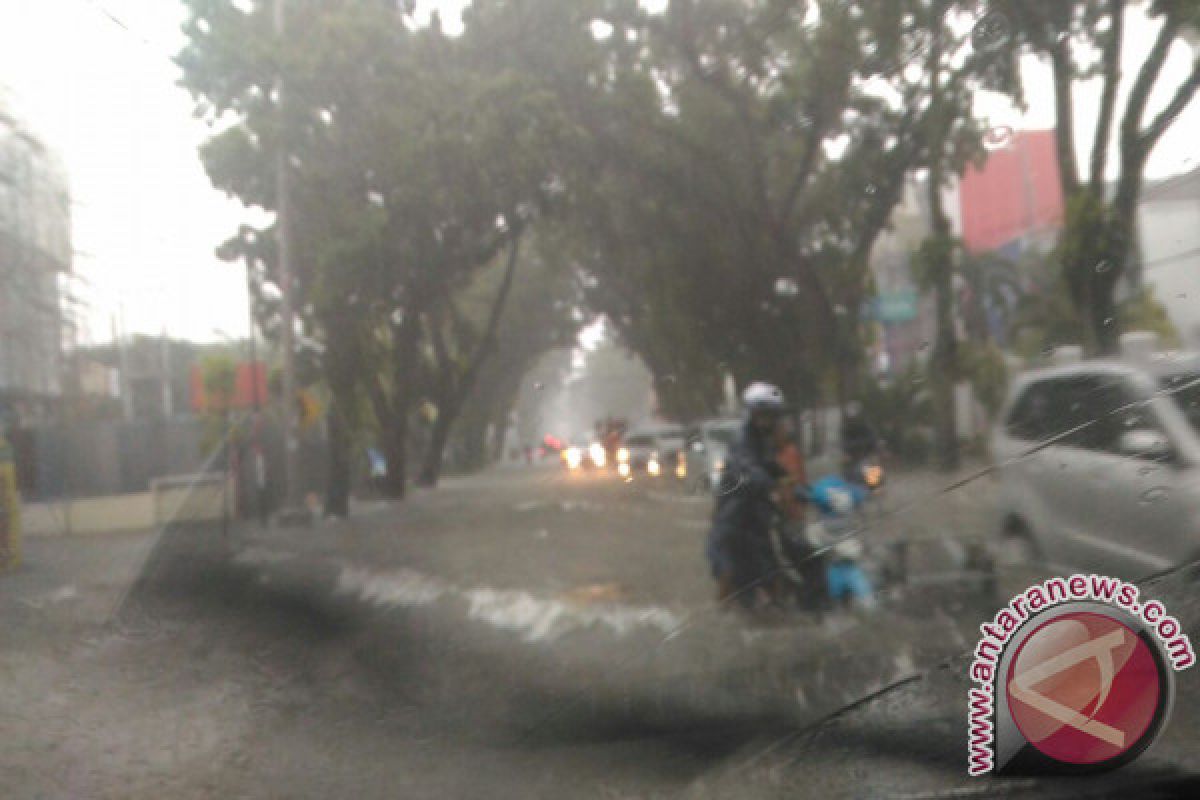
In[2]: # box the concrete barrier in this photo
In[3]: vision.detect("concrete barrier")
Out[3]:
[22,473,229,537]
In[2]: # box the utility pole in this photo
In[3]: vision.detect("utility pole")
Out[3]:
[247,265,267,527]
[274,0,302,515]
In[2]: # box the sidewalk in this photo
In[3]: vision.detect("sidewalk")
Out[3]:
[0,526,160,642]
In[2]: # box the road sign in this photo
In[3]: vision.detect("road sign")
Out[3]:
[871,290,920,323]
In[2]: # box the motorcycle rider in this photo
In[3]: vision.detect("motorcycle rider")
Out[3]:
[706,382,787,609]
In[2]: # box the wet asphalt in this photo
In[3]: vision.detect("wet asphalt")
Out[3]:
[3,464,1199,798]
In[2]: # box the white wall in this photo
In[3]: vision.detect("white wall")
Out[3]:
[1140,194,1200,347]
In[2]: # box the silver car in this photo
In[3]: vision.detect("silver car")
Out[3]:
[992,355,1200,581]
[683,418,742,493]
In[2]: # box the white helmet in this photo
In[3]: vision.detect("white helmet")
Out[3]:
[742,381,785,412]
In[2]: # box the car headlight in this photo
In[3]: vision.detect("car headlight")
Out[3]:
[617,447,630,463]
[589,442,606,467]
[647,458,661,476]
[713,457,725,473]
[565,447,583,470]
[617,462,631,477]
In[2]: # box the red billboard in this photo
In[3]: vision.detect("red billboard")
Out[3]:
[190,361,269,412]
[959,129,1064,253]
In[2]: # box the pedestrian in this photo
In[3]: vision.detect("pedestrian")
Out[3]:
[706,382,787,611]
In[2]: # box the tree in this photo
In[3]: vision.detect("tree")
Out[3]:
[1000,0,1200,353]
[497,0,946,417]
[179,0,565,498]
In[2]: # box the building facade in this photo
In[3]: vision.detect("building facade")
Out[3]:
[0,89,70,424]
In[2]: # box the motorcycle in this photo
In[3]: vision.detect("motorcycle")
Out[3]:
[767,475,876,612]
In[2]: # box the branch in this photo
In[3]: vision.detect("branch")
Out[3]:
[1120,13,1181,154]
[778,126,824,228]
[1140,58,1200,152]
[1050,41,1081,196]
[453,229,524,406]
[1089,0,1124,188]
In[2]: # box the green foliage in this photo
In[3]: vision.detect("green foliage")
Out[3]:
[1119,286,1181,348]
[200,354,238,410]
[860,366,933,464]
[198,353,238,452]
[959,341,1009,418]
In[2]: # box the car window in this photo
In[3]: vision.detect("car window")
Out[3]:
[624,435,654,448]
[1007,375,1152,451]
[1051,375,1168,456]
[1005,380,1056,442]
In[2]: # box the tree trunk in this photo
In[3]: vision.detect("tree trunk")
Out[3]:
[379,412,409,498]
[416,400,457,487]
[324,398,351,518]
[926,9,959,473]
[489,405,512,463]
[458,413,489,472]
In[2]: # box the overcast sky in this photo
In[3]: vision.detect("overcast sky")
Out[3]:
[0,0,1196,345]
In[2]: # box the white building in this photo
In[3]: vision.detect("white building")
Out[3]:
[1138,167,1200,348]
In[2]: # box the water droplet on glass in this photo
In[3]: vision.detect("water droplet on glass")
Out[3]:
[833,304,848,315]
[919,341,930,352]
[663,374,676,384]
[1140,487,1170,505]
[1103,317,1114,326]
[774,277,799,297]
[1095,260,1110,274]
[983,125,1014,151]
[1138,465,1157,476]
[911,374,924,385]
[534,382,545,391]
[971,12,1011,54]
[865,184,876,195]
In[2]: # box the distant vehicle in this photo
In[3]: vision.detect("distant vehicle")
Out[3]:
[617,424,685,479]
[683,418,741,494]
[992,354,1200,581]
[561,436,606,472]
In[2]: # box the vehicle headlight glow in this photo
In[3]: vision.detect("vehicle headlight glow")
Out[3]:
[617,462,631,477]
[564,447,583,470]
[617,447,630,463]
[675,460,687,479]
[863,464,883,488]
[647,458,661,476]
[589,442,606,467]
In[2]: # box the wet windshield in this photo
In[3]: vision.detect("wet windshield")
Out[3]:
[4,1,1200,797]
[1163,373,1200,433]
